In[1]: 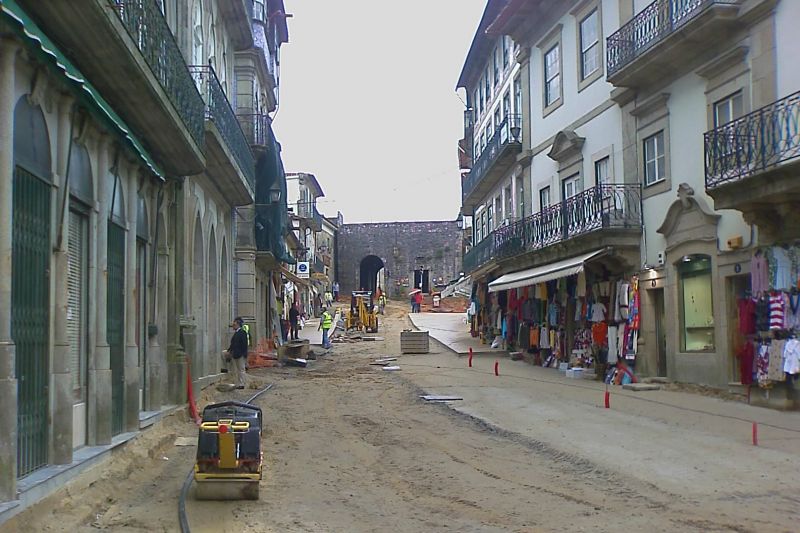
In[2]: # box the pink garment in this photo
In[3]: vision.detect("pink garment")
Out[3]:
[751,253,769,295]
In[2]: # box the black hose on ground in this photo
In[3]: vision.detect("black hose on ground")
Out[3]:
[178,382,275,533]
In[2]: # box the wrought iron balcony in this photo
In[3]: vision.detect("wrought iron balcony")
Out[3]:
[606,0,739,83]
[462,184,642,274]
[705,91,800,189]
[237,113,271,147]
[462,232,495,275]
[462,114,522,208]
[189,65,256,191]
[114,0,205,147]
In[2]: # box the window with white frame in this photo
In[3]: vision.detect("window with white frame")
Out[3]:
[479,82,485,116]
[485,69,491,101]
[473,89,479,121]
[580,9,600,80]
[539,186,551,210]
[504,185,513,218]
[492,48,500,86]
[544,44,561,107]
[487,204,493,233]
[713,91,744,127]
[502,36,510,69]
[562,174,581,199]
[594,156,610,186]
[494,108,501,131]
[480,129,486,150]
[495,197,502,227]
[502,91,511,120]
[643,131,666,186]
[513,76,522,115]
[486,117,493,141]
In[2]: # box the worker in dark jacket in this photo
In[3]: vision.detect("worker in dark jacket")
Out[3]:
[225,317,249,389]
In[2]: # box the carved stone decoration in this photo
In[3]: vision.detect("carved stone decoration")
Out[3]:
[657,183,721,252]
[547,130,585,163]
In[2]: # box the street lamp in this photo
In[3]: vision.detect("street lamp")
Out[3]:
[269,183,282,204]
[510,123,521,142]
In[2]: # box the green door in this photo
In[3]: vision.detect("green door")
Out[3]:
[12,167,51,478]
[108,222,126,435]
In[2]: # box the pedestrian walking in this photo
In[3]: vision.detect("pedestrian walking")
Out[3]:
[289,302,300,340]
[224,317,249,389]
[318,307,333,349]
[332,281,340,302]
[410,293,416,313]
[324,289,333,308]
[414,290,423,313]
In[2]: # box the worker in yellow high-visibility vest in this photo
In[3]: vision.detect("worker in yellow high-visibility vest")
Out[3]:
[318,307,333,349]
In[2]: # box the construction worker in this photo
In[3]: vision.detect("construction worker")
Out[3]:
[318,307,333,349]
[378,292,386,314]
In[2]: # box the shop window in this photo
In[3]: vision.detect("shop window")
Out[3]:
[679,255,715,352]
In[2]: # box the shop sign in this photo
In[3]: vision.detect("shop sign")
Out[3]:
[297,262,310,279]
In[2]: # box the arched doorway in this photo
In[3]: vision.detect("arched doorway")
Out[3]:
[220,238,229,361]
[192,215,204,376]
[207,228,217,375]
[12,96,52,476]
[359,255,385,294]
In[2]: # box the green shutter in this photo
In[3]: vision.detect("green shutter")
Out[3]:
[12,166,51,477]
[107,222,126,436]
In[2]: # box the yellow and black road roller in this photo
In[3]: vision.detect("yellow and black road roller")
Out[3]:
[194,401,263,500]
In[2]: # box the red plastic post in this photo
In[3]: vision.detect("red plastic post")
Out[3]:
[468,347,473,368]
[494,360,499,376]
[752,422,758,446]
[604,390,610,409]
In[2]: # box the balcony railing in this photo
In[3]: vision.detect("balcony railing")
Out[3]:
[462,232,495,274]
[113,0,205,146]
[607,0,739,78]
[237,113,271,147]
[463,184,642,274]
[705,91,800,189]
[462,114,522,200]
[189,65,256,190]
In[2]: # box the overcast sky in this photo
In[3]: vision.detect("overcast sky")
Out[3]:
[273,0,486,224]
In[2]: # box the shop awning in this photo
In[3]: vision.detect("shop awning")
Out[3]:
[488,249,608,293]
[280,266,310,287]
[1,0,164,180]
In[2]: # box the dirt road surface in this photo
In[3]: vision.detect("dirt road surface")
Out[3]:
[6,301,798,532]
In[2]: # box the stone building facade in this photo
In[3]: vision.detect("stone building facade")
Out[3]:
[337,221,463,299]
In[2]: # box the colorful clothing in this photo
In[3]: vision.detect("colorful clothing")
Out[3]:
[768,292,785,330]
[751,253,769,295]
[737,298,756,335]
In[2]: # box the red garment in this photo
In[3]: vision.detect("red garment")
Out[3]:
[414,292,423,304]
[591,322,608,346]
[738,342,754,385]
[737,298,756,335]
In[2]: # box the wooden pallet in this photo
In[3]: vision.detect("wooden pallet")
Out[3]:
[400,330,429,354]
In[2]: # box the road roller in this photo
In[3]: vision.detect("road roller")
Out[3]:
[194,401,263,500]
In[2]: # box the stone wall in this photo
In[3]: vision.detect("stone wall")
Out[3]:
[337,221,463,298]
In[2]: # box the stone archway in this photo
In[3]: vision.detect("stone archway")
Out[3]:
[191,214,205,375]
[359,255,385,294]
[207,227,217,374]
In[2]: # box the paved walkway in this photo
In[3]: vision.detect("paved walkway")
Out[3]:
[403,311,800,502]
[407,312,505,355]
